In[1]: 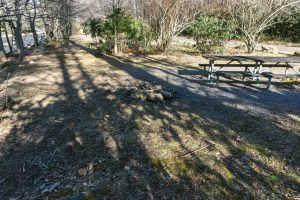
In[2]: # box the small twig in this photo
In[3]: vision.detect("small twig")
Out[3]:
[5,72,11,108]
[48,148,59,164]
[41,161,48,169]
[57,166,67,171]
[179,144,212,158]
[184,140,189,146]
[59,126,68,134]
[110,127,124,133]
[0,177,8,184]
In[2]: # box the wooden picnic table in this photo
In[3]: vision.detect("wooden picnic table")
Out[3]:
[201,55,300,80]
[202,55,300,63]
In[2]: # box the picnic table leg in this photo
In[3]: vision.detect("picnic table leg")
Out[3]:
[216,74,220,87]
[252,63,258,81]
[287,62,300,75]
[285,63,289,75]
[253,62,262,82]
[243,66,248,81]
[258,63,263,74]
[267,77,272,90]
[256,62,263,83]
[208,60,214,81]
[285,68,288,75]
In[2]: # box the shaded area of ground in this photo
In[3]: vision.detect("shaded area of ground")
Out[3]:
[0,38,299,199]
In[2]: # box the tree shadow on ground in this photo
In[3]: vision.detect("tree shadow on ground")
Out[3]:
[0,41,299,199]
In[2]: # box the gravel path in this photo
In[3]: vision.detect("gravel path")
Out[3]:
[227,41,300,55]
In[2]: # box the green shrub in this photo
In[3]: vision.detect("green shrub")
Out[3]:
[97,43,111,53]
[83,9,155,53]
[83,18,107,42]
[190,16,235,53]
[264,12,300,43]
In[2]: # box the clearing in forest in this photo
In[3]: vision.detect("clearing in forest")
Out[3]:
[0,37,300,199]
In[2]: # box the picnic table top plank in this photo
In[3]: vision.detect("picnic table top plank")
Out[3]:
[202,55,300,63]
[240,56,300,63]
[202,55,253,62]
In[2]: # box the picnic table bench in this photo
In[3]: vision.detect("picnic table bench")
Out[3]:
[200,55,300,89]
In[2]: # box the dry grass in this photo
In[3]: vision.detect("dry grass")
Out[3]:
[0,37,299,199]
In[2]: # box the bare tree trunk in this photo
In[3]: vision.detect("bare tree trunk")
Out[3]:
[8,21,17,49]
[148,0,200,52]
[0,23,7,57]
[10,24,15,52]
[160,37,172,53]
[41,0,73,43]
[42,18,53,41]
[27,0,39,46]
[160,29,176,53]
[4,24,13,53]
[14,16,24,54]
[228,0,300,54]
[113,26,118,54]
[11,0,24,54]
[29,19,39,46]
[244,35,257,53]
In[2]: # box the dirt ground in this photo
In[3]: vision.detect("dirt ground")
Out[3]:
[0,35,300,199]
